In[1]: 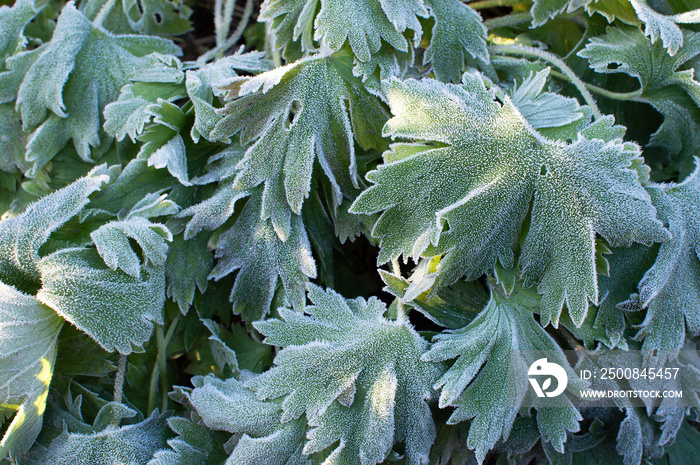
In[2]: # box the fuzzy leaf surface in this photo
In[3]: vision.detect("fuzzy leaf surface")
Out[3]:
[0,165,109,292]
[0,283,63,461]
[249,285,440,465]
[351,74,667,327]
[91,217,172,279]
[636,165,700,355]
[423,0,487,83]
[15,2,180,172]
[259,0,428,61]
[36,247,165,354]
[579,24,700,178]
[183,375,309,465]
[211,51,388,240]
[23,410,169,465]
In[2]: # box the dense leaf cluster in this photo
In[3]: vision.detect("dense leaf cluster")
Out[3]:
[1,0,700,464]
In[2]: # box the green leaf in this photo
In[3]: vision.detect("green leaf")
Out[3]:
[422,290,584,463]
[103,54,186,142]
[165,234,213,314]
[0,283,63,462]
[508,68,586,133]
[629,0,685,55]
[250,285,440,465]
[207,190,317,322]
[259,0,428,61]
[0,165,110,292]
[0,0,42,68]
[91,217,172,278]
[15,2,181,174]
[23,409,169,465]
[183,375,309,465]
[423,0,487,83]
[212,50,388,240]
[594,243,656,348]
[579,24,700,179]
[635,164,700,355]
[36,247,165,354]
[351,74,668,327]
[148,415,228,465]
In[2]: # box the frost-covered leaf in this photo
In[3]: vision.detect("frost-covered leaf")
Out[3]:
[594,243,656,348]
[183,375,309,465]
[422,290,584,463]
[508,68,586,133]
[165,234,213,314]
[103,54,186,142]
[259,0,428,61]
[579,24,700,178]
[423,0,487,83]
[0,283,63,462]
[207,190,316,322]
[148,416,228,465]
[0,103,29,173]
[212,50,388,240]
[629,0,687,55]
[249,285,440,465]
[36,247,165,354]
[15,2,181,173]
[0,0,42,68]
[23,409,169,465]
[351,74,668,327]
[187,50,273,142]
[635,164,700,355]
[146,134,191,186]
[91,217,172,278]
[0,165,109,292]
[121,0,192,36]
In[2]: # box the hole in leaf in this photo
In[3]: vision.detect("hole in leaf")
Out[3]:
[154,12,163,24]
[607,62,620,70]
[540,165,548,176]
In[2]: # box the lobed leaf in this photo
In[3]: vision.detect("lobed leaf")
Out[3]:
[351,74,668,327]
[249,284,440,465]
[37,247,165,354]
[0,283,63,462]
[423,290,584,463]
[635,163,700,356]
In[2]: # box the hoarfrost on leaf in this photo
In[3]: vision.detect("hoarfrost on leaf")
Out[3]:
[351,74,668,327]
[249,284,440,465]
[422,290,584,463]
[0,283,63,462]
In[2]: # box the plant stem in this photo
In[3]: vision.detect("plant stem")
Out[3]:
[484,12,532,29]
[156,325,168,412]
[391,259,406,322]
[199,0,255,65]
[547,69,643,100]
[111,354,127,427]
[488,43,603,119]
[215,0,237,47]
[93,0,118,28]
[468,0,523,10]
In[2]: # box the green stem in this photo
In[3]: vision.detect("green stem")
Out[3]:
[488,43,603,119]
[548,69,643,100]
[111,354,127,427]
[391,259,406,322]
[92,0,117,28]
[215,0,237,47]
[147,357,159,415]
[156,325,168,413]
[484,11,532,29]
[198,0,255,65]
[468,0,523,10]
